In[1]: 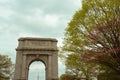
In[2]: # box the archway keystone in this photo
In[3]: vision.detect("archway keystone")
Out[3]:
[14,37,58,80]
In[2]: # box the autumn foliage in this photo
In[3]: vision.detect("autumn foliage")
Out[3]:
[82,17,120,73]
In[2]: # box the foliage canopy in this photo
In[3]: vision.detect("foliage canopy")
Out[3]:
[61,0,120,79]
[0,54,12,80]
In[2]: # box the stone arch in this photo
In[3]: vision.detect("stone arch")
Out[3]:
[14,37,58,80]
[27,55,47,68]
[28,57,47,68]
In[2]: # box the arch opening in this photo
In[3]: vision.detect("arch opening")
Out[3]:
[28,61,45,80]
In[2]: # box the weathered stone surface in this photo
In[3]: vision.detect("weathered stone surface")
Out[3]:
[14,37,58,80]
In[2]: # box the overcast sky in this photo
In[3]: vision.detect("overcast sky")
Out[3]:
[0,0,81,80]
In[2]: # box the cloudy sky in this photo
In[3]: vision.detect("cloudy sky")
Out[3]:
[0,0,81,80]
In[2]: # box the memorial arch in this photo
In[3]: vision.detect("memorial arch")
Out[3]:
[14,37,58,80]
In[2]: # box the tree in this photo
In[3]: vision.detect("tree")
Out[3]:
[60,73,77,80]
[62,0,120,79]
[65,53,99,80]
[0,54,12,80]
[9,64,15,80]
[82,17,120,73]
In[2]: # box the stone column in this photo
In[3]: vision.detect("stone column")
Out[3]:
[52,51,59,80]
[21,54,27,80]
[14,51,23,80]
[47,55,52,80]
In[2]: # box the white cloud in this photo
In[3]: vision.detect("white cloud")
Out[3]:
[21,9,60,28]
[0,27,2,30]
[0,0,11,3]
[0,6,14,18]
[44,14,60,27]
[57,38,64,47]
